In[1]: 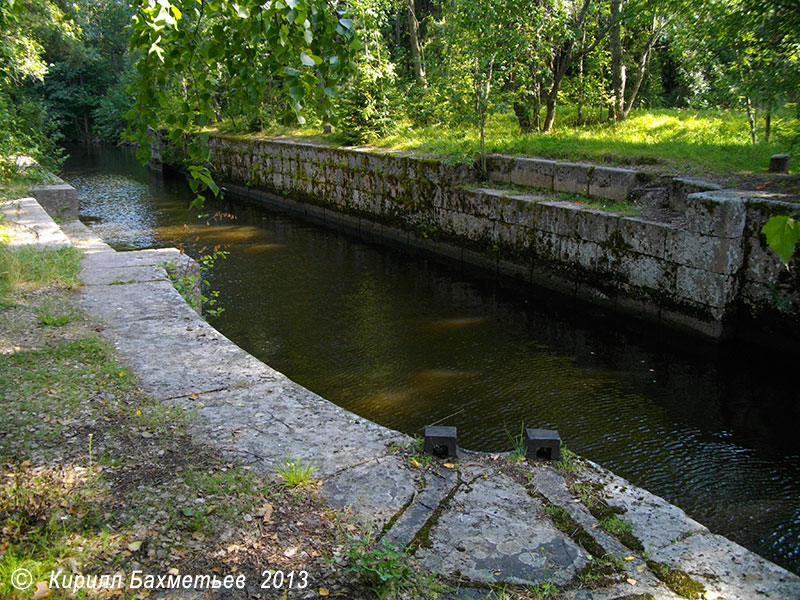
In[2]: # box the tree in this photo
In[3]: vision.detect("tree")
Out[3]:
[0,0,80,172]
[609,0,668,121]
[125,0,358,207]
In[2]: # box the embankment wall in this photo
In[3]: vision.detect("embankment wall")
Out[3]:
[168,135,799,343]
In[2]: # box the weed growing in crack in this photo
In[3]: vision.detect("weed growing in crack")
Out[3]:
[275,457,315,489]
[505,422,527,462]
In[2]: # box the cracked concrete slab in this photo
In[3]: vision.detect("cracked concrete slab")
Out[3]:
[416,471,588,586]
[91,314,280,399]
[172,382,409,477]
[323,455,420,531]
[382,467,458,550]
[651,532,800,600]
[580,461,708,555]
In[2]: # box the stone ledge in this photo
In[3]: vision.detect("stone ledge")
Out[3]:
[1,197,73,248]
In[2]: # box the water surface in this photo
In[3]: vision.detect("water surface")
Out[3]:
[64,143,800,574]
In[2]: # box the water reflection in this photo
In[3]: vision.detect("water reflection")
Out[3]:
[63,143,800,575]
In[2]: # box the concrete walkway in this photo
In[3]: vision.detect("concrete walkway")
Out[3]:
[7,196,800,599]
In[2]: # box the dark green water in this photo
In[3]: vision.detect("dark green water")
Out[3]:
[63,143,800,574]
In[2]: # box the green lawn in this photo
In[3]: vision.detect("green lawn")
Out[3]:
[223,107,798,179]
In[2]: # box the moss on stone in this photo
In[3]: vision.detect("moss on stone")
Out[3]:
[646,560,706,599]
[542,501,606,558]
[600,229,634,256]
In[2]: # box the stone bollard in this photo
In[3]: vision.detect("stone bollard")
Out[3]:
[769,154,790,173]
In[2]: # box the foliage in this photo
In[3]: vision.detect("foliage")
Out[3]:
[164,247,228,318]
[125,0,358,207]
[762,215,800,267]
[344,534,444,599]
[337,0,398,144]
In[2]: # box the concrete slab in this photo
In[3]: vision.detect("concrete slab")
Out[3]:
[174,382,409,477]
[90,314,279,399]
[81,264,169,286]
[580,461,708,555]
[59,220,115,254]
[324,455,420,531]
[651,532,800,600]
[80,279,197,324]
[82,247,192,269]
[1,197,72,248]
[417,471,588,586]
[29,183,79,221]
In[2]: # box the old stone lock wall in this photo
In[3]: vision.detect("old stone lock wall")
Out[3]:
[175,134,799,344]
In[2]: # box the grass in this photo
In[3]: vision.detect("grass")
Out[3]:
[344,534,446,600]
[375,109,797,175]
[0,246,82,308]
[505,422,527,462]
[275,456,316,489]
[222,107,799,178]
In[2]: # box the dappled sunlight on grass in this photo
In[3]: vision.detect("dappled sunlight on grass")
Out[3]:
[245,108,796,176]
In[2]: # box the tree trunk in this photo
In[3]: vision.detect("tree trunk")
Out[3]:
[765,102,772,143]
[577,48,586,125]
[745,96,757,146]
[513,102,534,133]
[609,0,626,122]
[543,67,567,132]
[622,17,661,119]
[407,0,427,88]
[542,0,595,132]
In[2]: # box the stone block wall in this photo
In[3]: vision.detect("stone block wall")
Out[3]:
[203,135,798,343]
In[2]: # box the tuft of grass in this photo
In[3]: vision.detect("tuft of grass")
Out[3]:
[556,445,580,474]
[505,422,527,462]
[528,581,561,599]
[576,554,627,588]
[37,309,76,328]
[275,457,315,489]
[600,514,645,554]
[0,246,82,307]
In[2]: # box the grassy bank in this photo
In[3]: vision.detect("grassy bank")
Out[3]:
[213,108,798,182]
[0,224,452,598]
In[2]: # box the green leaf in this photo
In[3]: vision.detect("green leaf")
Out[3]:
[300,51,315,66]
[762,216,800,266]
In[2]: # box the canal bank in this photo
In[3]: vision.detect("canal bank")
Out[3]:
[63,143,800,576]
[177,134,800,347]
[10,177,800,597]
